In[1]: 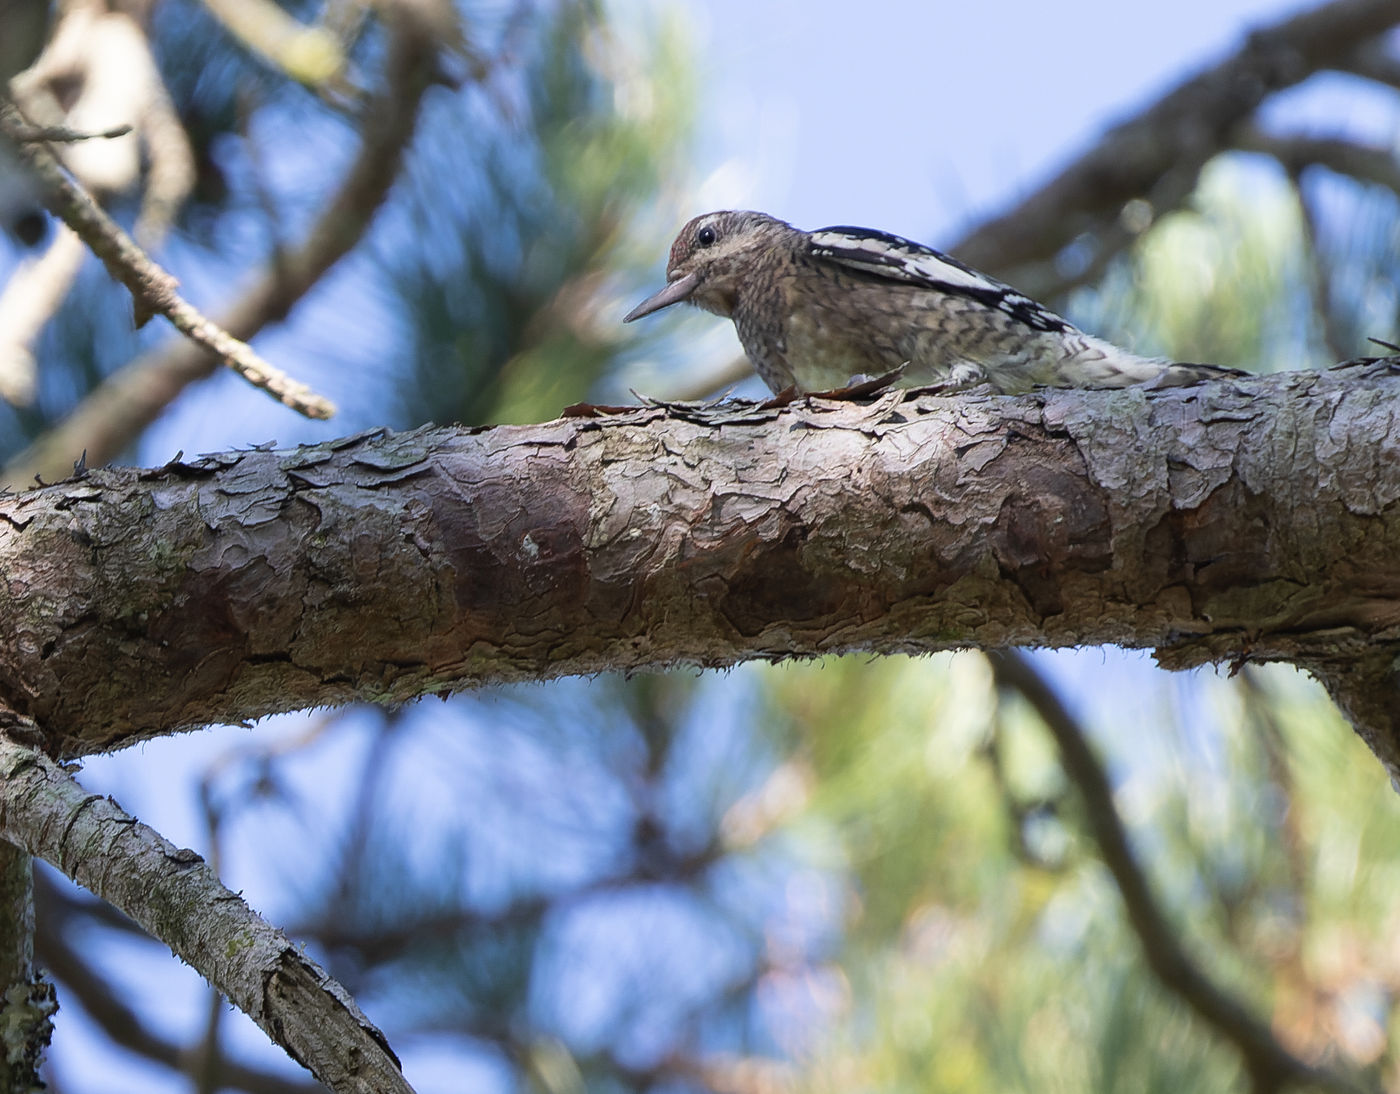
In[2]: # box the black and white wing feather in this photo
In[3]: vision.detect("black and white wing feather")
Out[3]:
[807,226,1071,334]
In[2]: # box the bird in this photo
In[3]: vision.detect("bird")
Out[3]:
[623,210,1244,396]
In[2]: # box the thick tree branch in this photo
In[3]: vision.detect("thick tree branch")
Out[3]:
[2,361,1400,769]
[0,725,411,1094]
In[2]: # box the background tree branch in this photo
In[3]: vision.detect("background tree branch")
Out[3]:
[951,0,1400,291]
[989,650,1371,1094]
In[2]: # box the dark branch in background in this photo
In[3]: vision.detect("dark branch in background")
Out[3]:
[986,651,1373,1094]
[950,0,1400,290]
[1234,127,1400,196]
[1236,668,1312,921]
[1345,37,1400,90]
[978,716,1072,873]
[1280,153,1352,364]
[1233,125,1400,357]
[0,102,334,420]
[1,2,449,489]
[1019,160,1202,304]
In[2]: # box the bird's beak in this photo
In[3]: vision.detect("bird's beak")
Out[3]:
[623,271,700,322]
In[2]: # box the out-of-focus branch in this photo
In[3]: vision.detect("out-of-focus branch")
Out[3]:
[1281,157,1353,361]
[986,650,1373,1094]
[1234,127,1400,197]
[950,0,1400,289]
[0,101,336,420]
[1233,123,1400,356]
[4,122,133,142]
[2,2,450,488]
[201,0,349,90]
[1,2,198,403]
[1343,38,1400,91]
[0,224,85,404]
[8,1,195,247]
[978,716,1072,873]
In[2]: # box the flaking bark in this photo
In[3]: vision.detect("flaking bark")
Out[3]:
[2,360,1398,771]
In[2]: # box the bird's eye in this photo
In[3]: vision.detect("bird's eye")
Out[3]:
[696,225,717,246]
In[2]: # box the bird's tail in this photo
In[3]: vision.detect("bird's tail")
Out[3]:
[1148,361,1250,388]
[1059,335,1247,389]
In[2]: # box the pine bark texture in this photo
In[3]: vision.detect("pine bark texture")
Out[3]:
[2,361,1398,768]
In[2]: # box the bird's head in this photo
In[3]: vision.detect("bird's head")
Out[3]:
[623,211,791,322]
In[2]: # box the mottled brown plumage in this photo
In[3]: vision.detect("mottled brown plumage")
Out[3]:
[625,211,1244,395]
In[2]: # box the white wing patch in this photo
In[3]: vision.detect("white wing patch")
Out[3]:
[807,226,1072,334]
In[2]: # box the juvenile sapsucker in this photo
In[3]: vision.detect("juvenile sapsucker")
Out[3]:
[624,210,1244,395]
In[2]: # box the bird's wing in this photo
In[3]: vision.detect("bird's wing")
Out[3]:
[807,226,1071,334]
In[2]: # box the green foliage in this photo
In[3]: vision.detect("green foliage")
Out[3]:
[1132,157,1316,372]
[747,654,1400,1092]
[1067,155,1380,375]
[384,4,695,427]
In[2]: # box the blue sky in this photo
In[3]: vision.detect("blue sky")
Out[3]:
[135,0,1398,456]
[677,0,1314,241]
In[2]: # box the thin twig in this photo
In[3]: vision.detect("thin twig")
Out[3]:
[5,122,134,142]
[986,650,1374,1094]
[0,103,333,419]
[1273,156,1353,361]
[3,3,447,487]
[0,101,334,419]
